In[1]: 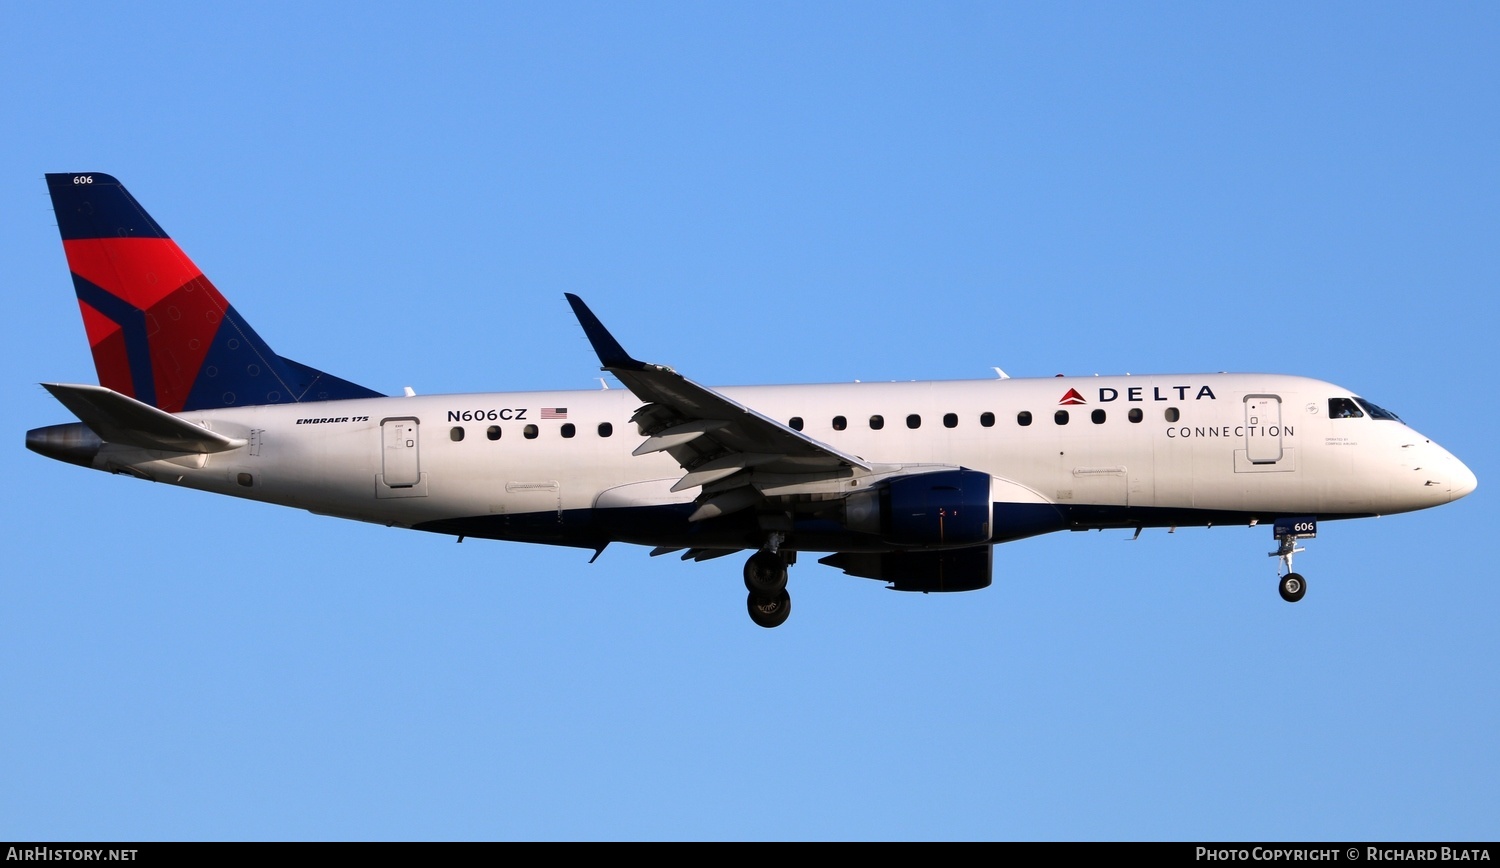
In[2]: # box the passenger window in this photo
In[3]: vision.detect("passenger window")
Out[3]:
[1091,409,1106,424]
[869,415,884,430]
[486,425,501,440]
[597,422,613,437]
[561,423,576,438]
[450,426,465,442]
[832,416,847,431]
[943,413,958,429]
[980,412,995,428]
[906,414,921,429]
[1165,408,1179,423]
[789,417,804,431]
[524,424,539,439]
[1329,398,1365,419]
[1015,411,1029,427]
[1054,410,1069,425]
[1128,408,1142,424]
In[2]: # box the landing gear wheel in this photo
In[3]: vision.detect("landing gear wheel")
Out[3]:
[1279,572,1307,603]
[743,550,788,596]
[747,589,792,629]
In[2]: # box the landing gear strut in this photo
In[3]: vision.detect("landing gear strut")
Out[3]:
[1269,516,1316,603]
[744,534,792,628]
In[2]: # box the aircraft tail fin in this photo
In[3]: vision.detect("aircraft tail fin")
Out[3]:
[44,173,383,412]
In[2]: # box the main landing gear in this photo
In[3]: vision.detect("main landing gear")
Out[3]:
[744,534,792,628]
[1269,516,1316,603]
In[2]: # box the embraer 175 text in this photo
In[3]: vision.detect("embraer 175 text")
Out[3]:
[28,173,1478,627]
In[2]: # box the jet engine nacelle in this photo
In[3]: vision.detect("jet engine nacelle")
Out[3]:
[845,468,994,547]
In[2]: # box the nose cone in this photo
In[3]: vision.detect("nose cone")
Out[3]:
[1450,457,1478,502]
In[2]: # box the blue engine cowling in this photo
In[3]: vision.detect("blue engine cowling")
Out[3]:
[845,468,993,547]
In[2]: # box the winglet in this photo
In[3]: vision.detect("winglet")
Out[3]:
[565,294,647,371]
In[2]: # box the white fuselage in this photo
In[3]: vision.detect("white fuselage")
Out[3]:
[81,372,1475,552]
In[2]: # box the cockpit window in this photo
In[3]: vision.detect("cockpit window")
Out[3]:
[1328,398,1364,419]
[1354,397,1402,422]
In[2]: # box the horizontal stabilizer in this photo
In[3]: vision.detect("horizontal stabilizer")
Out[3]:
[41,383,247,454]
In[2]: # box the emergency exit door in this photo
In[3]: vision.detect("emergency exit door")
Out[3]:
[381,418,421,487]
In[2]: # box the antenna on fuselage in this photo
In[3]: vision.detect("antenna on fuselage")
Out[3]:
[992,367,1009,379]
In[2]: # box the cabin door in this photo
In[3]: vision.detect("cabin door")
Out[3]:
[1244,395,1283,464]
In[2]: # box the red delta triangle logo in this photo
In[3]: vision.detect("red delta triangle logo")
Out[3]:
[1058,388,1087,405]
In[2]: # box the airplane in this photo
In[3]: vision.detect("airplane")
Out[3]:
[27,172,1478,628]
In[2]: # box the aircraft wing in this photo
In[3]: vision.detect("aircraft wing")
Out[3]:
[566,294,872,521]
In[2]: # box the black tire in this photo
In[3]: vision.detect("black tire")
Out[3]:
[1279,572,1307,603]
[743,551,788,596]
[747,589,792,628]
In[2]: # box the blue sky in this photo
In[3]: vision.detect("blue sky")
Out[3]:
[2,2,1496,841]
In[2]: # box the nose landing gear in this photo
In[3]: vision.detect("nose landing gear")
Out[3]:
[1269,516,1316,603]
[1278,571,1306,603]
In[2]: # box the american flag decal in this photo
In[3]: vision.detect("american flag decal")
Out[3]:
[541,408,568,419]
